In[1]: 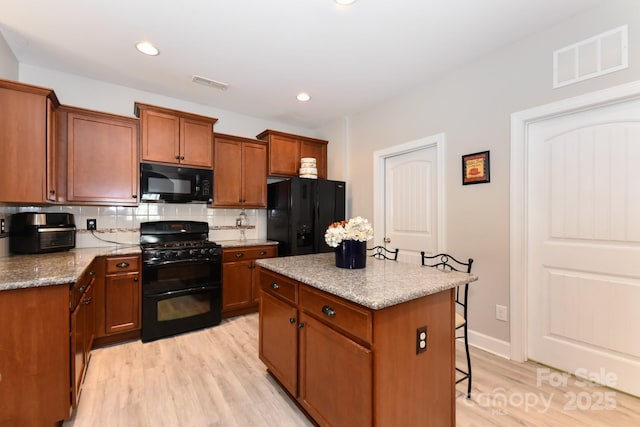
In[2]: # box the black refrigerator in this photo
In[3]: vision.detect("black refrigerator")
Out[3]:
[267,177,346,256]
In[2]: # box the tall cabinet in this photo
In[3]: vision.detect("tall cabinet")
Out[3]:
[0,79,59,203]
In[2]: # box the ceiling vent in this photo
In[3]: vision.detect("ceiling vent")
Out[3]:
[553,25,628,88]
[192,75,229,91]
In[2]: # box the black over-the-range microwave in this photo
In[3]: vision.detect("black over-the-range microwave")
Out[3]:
[140,163,213,203]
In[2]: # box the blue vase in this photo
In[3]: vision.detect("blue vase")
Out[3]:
[335,240,367,269]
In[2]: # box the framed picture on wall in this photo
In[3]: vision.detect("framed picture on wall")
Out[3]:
[462,150,490,185]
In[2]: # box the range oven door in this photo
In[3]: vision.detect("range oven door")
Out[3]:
[142,259,221,342]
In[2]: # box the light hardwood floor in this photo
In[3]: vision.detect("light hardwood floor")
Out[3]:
[64,313,640,427]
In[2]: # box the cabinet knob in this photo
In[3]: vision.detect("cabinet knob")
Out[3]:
[271,282,279,290]
[235,252,245,258]
[84,297,92,305]
[180,156,185,160]
[289,317,295,324]
[259,251,267,256]
[297,323,304,329]
[322,305,336,318]
[132,194,137,199]
[78,286,86,293]
[133,277,139,282]
[116,262,130,268]
[89,271,95,276]
[175,155,181,160]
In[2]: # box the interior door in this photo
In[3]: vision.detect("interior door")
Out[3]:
[384,146,438,262]
[527,98,640,397]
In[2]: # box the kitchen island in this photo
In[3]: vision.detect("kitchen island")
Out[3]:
[256,253,477,427]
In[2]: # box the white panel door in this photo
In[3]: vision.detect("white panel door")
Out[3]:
[384,146,437,262]
[527,97,640,397]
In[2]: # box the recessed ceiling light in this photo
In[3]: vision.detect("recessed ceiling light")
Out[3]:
[297,93,311,102]
[135,41,159,56]
[335,0,357,5]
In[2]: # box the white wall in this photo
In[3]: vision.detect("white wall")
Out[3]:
[0,34,18,79]
[19,64,315,140]
[318,0,640,348]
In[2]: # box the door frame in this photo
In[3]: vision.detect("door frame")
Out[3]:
[510,79,640,362]
[372,133,446,253]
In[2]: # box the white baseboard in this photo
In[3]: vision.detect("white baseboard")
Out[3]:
[467,329,511,359]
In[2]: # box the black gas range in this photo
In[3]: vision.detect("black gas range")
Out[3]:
[140,221,222,342]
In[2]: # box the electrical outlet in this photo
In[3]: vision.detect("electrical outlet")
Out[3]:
[496,304,508,322]
[87,219,97,231]
[0,218,5,234]
[416,326,427,354]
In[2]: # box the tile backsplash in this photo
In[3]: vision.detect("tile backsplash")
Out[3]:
[0,204,266,257]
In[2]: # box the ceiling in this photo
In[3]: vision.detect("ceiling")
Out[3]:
[0,0,602,129]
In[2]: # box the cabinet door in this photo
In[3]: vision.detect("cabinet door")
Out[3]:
[105,273,140,334]
[0,285,70,425]
[242,142,267,207]
[300,141,327,179]
[259,291,298,396]
[140,108,180,164]
[213,137,243,206]
[298,313,372,427]
[0,87,48,203]
[268,134,300,176]
[67,112,139,205]
[70,296,84,409]
[222,260,253,312]
[180,117,213,168]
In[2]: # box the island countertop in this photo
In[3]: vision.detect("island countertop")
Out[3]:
[256,252,477,310]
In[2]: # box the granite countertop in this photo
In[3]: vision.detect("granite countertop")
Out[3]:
[0,246,141,292]
[217,239,278,248]
[256,253,478,310]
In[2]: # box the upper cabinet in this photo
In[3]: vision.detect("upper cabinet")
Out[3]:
[56,106,139,206]
[213,133,267,208]
[0,79,59,203]
[135,102,217,169]
[256,129,328,179]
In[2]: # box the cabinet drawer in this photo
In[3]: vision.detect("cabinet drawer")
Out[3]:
[105,255,140,274]
[299,286,372,345]
[223,245,277,262]
[260,268,298,304]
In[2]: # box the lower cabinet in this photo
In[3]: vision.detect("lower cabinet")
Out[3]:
[258,267,455,427]
[94,255,141,346]
[0,284,70,426]
[70,265,96,409]
[222,245,277,318]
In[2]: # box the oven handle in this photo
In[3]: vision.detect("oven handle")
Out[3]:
[144,258,220,267]
[145,285,219,299]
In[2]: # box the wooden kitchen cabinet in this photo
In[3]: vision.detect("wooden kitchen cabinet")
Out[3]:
[0,79,59,203]
[213,133,267,208]
[70,265,95,409]
[256,129,328,179]
[0,284,70,426]
[258,267,455,427]
[93,255,141,346]
[56,106,139,205]
[222,245,277,317]
[259,270,299,396]
[135,102,217,168]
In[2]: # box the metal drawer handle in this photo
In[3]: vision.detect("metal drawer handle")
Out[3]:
[271,282,279,290]
[322,305,336,318]
[116,262,130,268]
[235,252,245,258]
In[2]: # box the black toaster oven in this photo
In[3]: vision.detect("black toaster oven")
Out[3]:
[9,212,76,254]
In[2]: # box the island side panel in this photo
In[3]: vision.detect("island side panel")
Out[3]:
[372,289,455,427]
